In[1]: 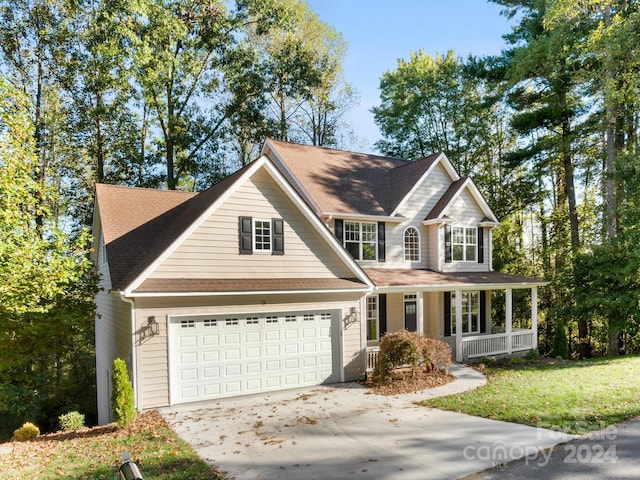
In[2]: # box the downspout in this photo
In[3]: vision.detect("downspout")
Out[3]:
[119,293,139,412]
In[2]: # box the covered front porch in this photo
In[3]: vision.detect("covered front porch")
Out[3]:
[363,269,547,367]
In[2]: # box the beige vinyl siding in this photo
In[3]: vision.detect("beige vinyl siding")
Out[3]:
[150,169,353,280]
[385,293,404,333]
[383,222,429,269]
[395,163,453,219]
[134,292,363,409]
[95,283,133,424]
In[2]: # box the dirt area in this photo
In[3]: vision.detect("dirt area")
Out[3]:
[359,367,455,395]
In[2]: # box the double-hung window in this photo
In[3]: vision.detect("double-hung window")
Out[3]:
[253,219,272,252]
[344,221,377,261]
[451,291,480,334]
[239,216,284,255]
[366,295,378,341]
[452,227,477,262]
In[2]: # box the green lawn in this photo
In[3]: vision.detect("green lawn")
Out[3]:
[0,411,225,480]
[422,355,640,434]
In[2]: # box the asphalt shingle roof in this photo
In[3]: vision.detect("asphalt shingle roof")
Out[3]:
[265,138,441,216]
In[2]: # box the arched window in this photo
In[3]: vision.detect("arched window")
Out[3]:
[404,227,420,262]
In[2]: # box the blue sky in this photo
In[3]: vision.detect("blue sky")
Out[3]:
[306,1,516,153]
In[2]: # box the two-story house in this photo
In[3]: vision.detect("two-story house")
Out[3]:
[92,138,545,424]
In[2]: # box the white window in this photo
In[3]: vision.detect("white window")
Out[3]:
[451,291,480,334]
[344,221,377,261]
[99,233,107,265]
[452,227,477,262]
[253,219,272,252]
[404,227,420,262]
[366,295,379,341]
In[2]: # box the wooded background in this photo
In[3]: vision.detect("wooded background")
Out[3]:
[1,0,639,438]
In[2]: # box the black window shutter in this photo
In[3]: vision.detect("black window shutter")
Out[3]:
[272,218,284,255]
[478,226,484,263]
[239,216,252,254]
[334,219,344,242]
[444,292,451,336]
[480,291,487,333]
[377,222,386,262]
[444,224,452,263]
[379,294,387,337]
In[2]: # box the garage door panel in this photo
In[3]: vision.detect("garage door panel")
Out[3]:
[265,345,280,357]
[246,361,261,373]
[170,309,341,405]
[264,330,280,341]
[202,351,219,362]
[202,334,219,346]
[179,336,198,348]
[203,366,220,378]
[245,331,260,342]
[245,346,261,358]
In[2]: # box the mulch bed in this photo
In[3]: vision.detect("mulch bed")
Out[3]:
[359,367,455,395]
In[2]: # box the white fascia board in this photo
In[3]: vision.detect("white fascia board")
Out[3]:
[422,218,451,226]
[391,153,459,217]
[466,178,499,223]
[125,287,373,298]
[428,178,499,225]
[373,280,549,293]
[322,212,405,223]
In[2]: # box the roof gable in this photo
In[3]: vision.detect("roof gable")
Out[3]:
[424,177,498,224]
[95,157,373,294]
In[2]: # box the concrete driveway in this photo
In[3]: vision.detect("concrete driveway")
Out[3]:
[161,365,574,480]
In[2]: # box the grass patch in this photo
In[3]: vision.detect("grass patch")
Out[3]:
[0,410,225,479]
[422,355,640,434]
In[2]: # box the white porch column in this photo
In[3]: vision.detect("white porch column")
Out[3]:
[506,288,513,354]
[417,291,424,335]
[455,289,463,362]
[531,287,538,350]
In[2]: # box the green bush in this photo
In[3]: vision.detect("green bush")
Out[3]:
[552,321,570,359]
[372,330,451,384]
[112,358,137,428]
[12,422,40,441]
[59,411,85,431]
[508,356,526,366]
[480,356,496,367]
[527,348,541,361]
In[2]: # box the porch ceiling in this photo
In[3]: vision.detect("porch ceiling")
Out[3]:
[363,268,548,291]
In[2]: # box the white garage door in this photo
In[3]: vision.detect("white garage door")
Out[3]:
[169,309,341,404]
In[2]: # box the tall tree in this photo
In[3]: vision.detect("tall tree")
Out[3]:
[0,77,97,437]
[545,0,640,354]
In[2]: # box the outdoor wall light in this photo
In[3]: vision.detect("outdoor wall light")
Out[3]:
[147,316,159,336]
[344,307,358,327]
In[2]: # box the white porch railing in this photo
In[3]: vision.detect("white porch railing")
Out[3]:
[462,329,535,359]
[366,329,535,368]
[366,347,380,372]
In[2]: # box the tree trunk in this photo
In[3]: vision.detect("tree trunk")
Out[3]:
[95,93,105,184]
[607,327,619,356]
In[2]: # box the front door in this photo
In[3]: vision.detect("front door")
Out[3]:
[404,296,417,332]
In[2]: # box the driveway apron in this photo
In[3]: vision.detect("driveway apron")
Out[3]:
[160,365,574,480]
